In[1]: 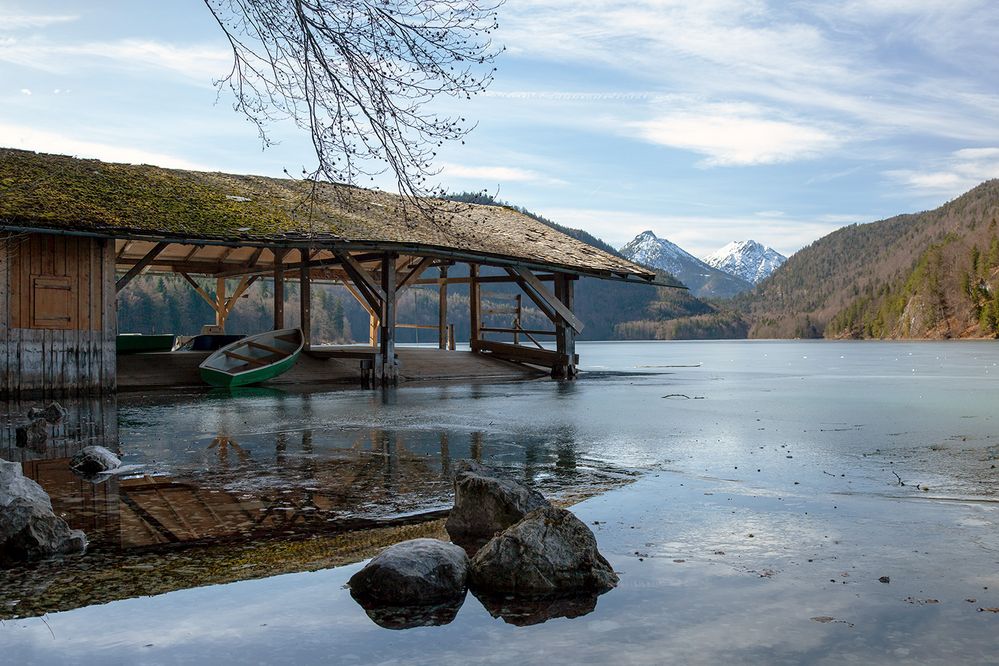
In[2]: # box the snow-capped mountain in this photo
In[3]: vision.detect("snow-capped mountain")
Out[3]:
[620,230,704,277]
[620,230,753,298]
[702,240,786,284]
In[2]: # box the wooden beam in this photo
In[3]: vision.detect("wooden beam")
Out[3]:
[438,265,448,350]
[475,339,577,369]
[369,313,379,347]
[469,264,481,349]
[412,274,558,286]
[341,280,378,319]
[116,241,168,292]
[273,248,286,329]
[182,245,203,262]
[553,273,577,379]
[116,240,134,260]
[396,256,435,292]
[246,247,264,269]
[179,272,220,313]
[300,248,311,349]
[380,253,398,384]
[334,250,386,302]
[223,275,258,315]
[215,277,227,328]
[510,267,585,334]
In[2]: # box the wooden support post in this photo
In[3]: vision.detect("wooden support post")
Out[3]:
[553,273,578,379]
[273,249,286,329]
[438,265,448,350]
[469,263,481,352]
[369,314,379,347]
[300,248,311,350]
[513,293,522,345]
[215,277,227,330]
[510,267,584,334]
[379,253,398,384]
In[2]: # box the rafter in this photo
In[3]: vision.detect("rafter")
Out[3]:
[116,242,169,292]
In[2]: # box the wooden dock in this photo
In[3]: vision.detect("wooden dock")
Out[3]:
[117,347,544,391]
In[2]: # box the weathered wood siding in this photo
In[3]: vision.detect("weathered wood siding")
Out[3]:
[1,233,116,398]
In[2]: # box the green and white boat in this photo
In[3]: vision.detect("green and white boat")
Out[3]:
[198,328,304,388]
[116,334,177,354]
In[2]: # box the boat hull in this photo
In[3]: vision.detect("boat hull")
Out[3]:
[197,328,303,387]
[116,334,176,354]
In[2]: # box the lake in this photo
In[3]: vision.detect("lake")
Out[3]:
[2,340,999,664]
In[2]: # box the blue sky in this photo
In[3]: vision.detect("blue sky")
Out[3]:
[3,1,999,257]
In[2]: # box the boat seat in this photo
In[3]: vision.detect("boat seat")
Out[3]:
[224,350,270,368]
[246,340,286,355]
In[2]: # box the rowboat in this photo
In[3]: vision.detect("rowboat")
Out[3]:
[116,334,177,354]
[198,328,304,387]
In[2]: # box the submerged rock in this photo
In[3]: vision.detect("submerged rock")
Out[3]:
[70,446,122,476]
[348,538,469,607]
[27,402,67,424]
[470,506,619,597]
[445,461,550,549]
[15,419,47,450]
[0,460,87,563]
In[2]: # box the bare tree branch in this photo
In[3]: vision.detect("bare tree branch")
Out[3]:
[204,0,503,217]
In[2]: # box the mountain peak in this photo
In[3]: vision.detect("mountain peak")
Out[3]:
[702,240,786,284]
[620,231,753,298]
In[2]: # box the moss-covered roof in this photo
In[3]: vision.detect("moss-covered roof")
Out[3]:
[0,148,655,281]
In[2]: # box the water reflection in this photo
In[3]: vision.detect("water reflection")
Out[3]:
[0,391,633,619]
[354,593,467,630]
[473,590,602,627]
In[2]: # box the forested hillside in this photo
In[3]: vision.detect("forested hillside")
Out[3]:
[739,179,999,339]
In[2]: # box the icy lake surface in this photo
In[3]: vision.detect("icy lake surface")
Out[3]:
[3,340,999,664]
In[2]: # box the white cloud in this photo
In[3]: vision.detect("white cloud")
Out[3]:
[0,123,215,171]
[439,161,567,186]
[0,13,78,30]
[627,105,839,166]
[0,38,231,84]
[497,0,999,156]
[535,206,849,257]
[885,147,999,197]
[19,88,31,95]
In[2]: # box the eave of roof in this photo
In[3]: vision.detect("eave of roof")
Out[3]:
[0,148,667,285]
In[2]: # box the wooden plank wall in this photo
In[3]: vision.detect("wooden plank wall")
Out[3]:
[1,233,116,398]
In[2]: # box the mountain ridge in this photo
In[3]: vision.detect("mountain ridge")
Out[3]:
[703,240,786,284]
[619,230,753,298]
[738,179,999,339]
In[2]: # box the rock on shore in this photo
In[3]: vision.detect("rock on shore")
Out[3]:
[0,460,87,563]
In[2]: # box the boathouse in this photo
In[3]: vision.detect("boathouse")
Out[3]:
[0,149,663,398]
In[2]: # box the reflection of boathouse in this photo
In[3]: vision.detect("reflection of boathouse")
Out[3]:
[0,149,668,398]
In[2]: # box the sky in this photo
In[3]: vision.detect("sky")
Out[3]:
[2,0,999,258]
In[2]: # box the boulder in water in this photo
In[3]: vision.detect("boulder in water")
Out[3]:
[0,460,87,563]
[70,446,122,476]
[27,402,67,424]
[445,461,550,549]
[348,538,469,607]
[469,506,618,597]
